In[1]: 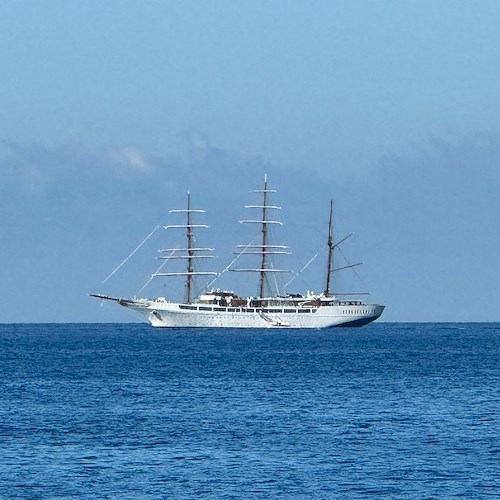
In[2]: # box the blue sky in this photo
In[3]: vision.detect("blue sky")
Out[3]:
[1,1,499,322]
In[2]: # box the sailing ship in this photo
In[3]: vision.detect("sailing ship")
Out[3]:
[91,176,384,328]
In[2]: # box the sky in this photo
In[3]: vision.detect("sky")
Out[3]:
[1,0,499,323]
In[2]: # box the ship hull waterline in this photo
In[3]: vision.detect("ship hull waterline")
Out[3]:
[116,299,385,329]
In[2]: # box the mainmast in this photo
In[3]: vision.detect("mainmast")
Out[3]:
[259,176,270,297]
[231,175,290,298]
[186,192,194,303]
[156,192,217,303]
[325,199,334,297]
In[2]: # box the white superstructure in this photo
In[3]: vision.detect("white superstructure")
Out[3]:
[91,177,385,328]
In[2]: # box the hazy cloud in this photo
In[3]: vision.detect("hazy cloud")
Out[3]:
[105,147,153,175]
[0,141,48,193]
[0,141,156,193]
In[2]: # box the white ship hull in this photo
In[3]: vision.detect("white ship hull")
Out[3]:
[120,298,385,329]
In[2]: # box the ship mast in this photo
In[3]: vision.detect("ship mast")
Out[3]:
[186,192,194,303]
[259,176,270,297]
[325,199,334,297]
[231,175,290,298]
[156,192,217,304]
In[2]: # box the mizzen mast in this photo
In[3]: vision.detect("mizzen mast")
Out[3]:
[325,199,334,297]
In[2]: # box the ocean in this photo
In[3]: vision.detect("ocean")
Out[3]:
[0,323,498,498]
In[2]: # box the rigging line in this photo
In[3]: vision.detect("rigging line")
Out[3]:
[100,224,161,286]
[136,246,177,295]
[337,246,366,287]
[271,263,280,297]
[333,233,353,249]
[266,258,280,297]
[203,238,255,291]
[284,252,319,289]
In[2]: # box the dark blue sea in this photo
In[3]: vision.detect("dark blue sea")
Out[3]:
[0,323,498,498]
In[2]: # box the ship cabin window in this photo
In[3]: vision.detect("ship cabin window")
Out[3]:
[199,306,212,311]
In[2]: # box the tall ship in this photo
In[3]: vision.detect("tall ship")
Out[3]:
[91,176,384,328]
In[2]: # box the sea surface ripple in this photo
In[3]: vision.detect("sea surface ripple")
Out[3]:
[0,323,499,498]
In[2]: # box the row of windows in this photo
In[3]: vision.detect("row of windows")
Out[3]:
[178,305,316,314]
[343,309,372,316]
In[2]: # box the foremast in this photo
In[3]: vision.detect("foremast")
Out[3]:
[156,192,217,303]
